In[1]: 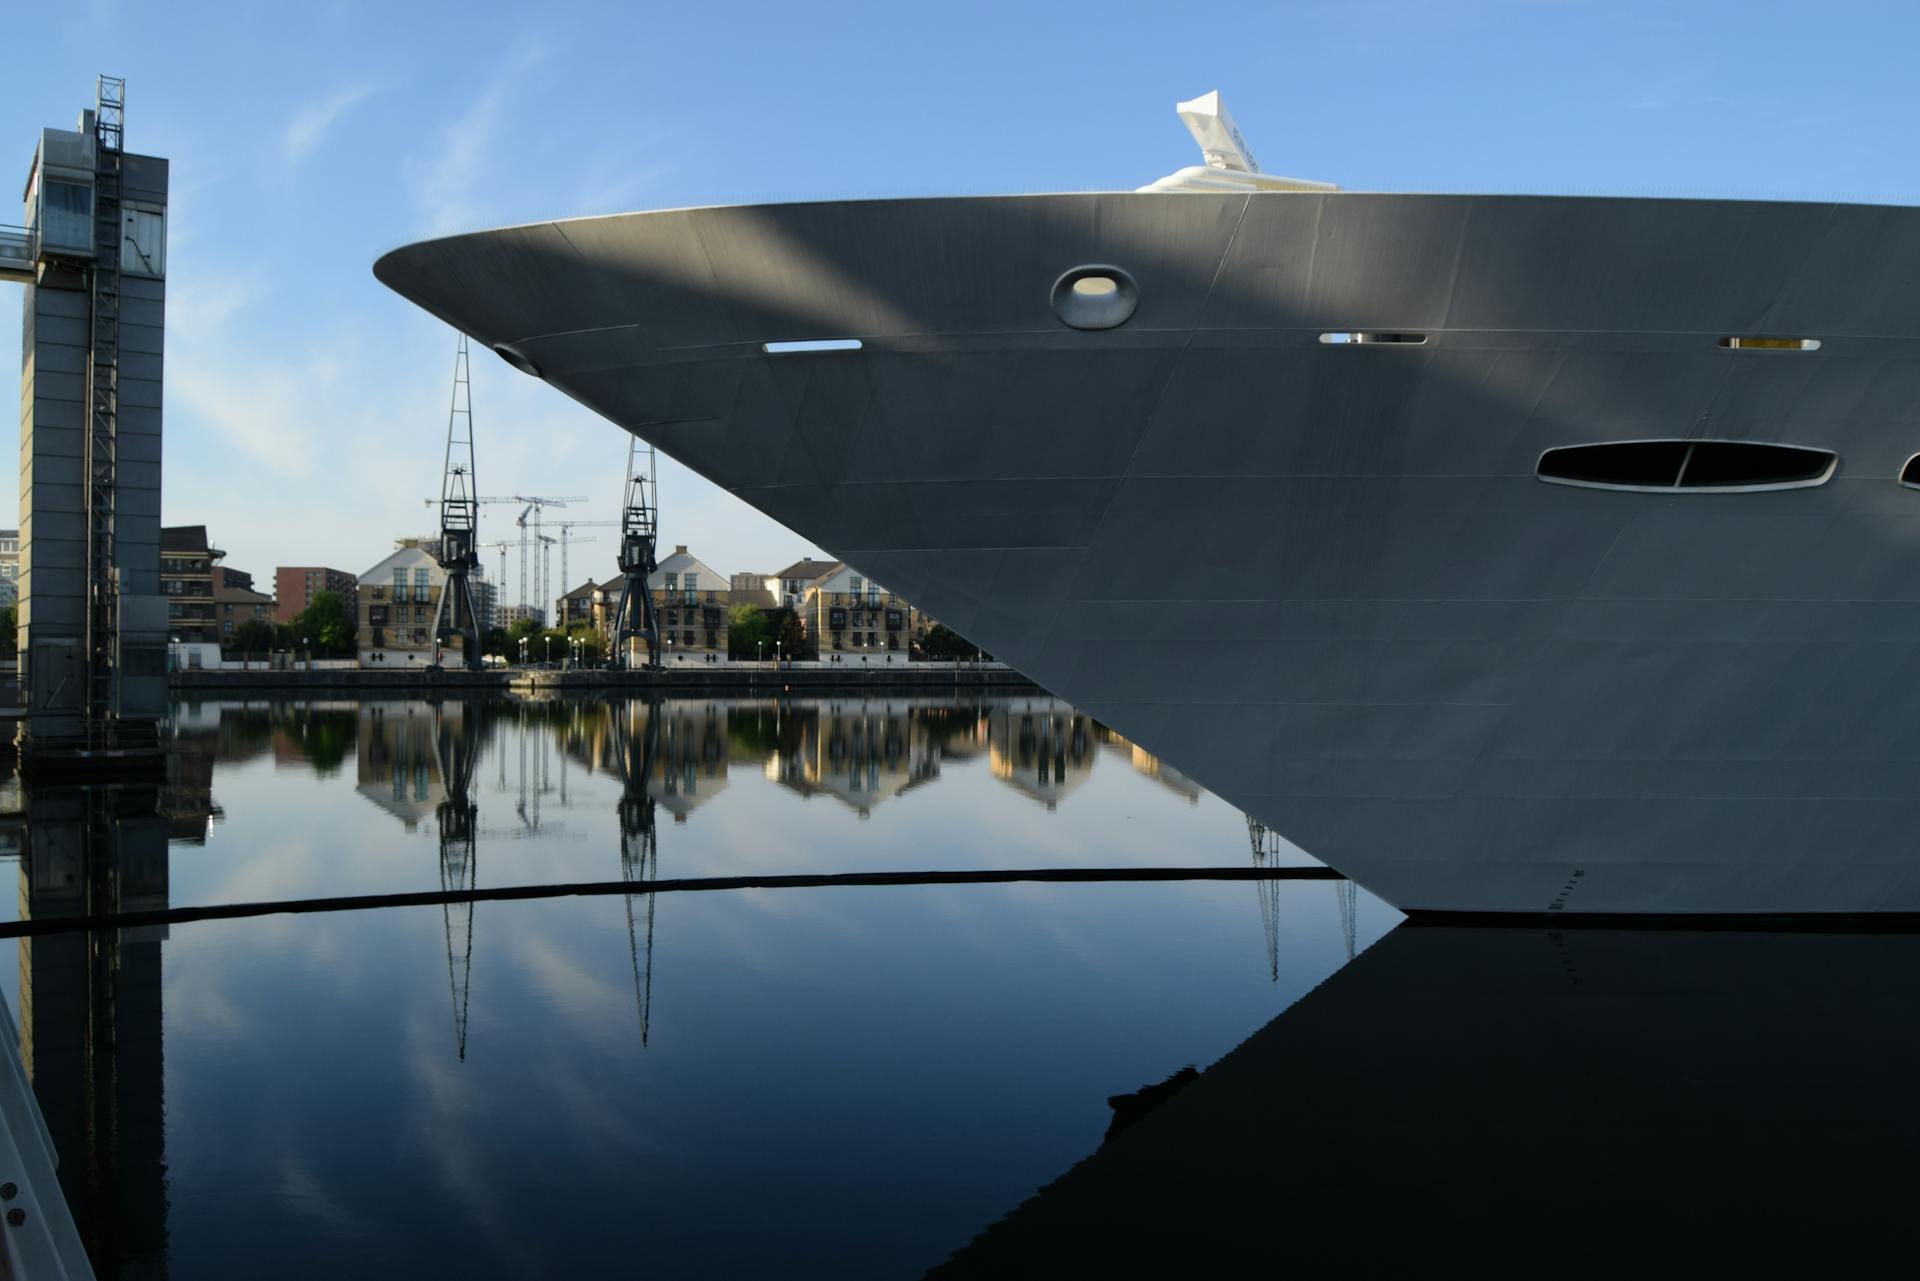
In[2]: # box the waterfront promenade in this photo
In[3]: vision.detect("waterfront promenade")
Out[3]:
[168,660,1033,693]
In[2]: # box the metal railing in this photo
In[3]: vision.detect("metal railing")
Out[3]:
[0,223,35,280]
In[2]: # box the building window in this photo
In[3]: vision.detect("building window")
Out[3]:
[664,573,677,592]
[683,630,694,647]
[394,569,408,602]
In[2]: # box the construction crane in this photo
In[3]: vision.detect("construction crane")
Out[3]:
[428,336,485,671]
[548,521,617,600]
[422,493,585,614]
[609,438,663,669]
[481,540,514,601]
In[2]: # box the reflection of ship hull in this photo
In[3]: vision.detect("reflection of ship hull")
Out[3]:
[376,192,1920,913]
[933,924,1920,1273]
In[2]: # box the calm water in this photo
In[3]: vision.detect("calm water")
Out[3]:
[11,695,1915,1275]
[0,695,1394,1279]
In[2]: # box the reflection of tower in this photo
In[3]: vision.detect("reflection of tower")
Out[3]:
[19,782,170,1276]
[615,700,661,1046]
[1246,816,1285,983]
[1246,816,1358,977]
[432,703,481,1062]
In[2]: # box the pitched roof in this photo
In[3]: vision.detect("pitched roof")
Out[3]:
[772,558,838,582]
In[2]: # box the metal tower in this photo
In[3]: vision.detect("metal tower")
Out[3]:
[609,438,662,669]
[428,336,485,671]
[83,76,126,744]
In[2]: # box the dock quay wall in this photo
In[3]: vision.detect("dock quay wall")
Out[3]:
[168,664,1036,695]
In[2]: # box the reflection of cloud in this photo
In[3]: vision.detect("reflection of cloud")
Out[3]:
[275,1153,358,1235]
[285,84,375,161]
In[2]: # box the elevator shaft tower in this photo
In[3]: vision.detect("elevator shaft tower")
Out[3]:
[12,76,169,771]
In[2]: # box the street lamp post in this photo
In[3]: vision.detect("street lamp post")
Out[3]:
[304,636,312,673]
[519,636,528,667]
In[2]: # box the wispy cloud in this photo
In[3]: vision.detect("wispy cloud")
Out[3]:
[284,84,375,161]
[405,48,543,236]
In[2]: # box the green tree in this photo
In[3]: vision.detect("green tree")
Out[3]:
[566,622,606,665]
[292,590,354,656]
[481,626,510,660]
[225,618,276,657]
[1,602,16,660]
[774,608,811,660]
[728,604,772,659]
[917,624,987,661]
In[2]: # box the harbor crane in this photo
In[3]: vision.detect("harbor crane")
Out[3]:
[608,438,663,669]
[421,493,585,614]
[428,336,485,672]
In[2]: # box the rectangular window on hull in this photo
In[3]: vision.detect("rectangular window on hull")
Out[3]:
[1537,440,1836,492]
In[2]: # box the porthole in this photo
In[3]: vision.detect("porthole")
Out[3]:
[1538,439,1835,492]
[1900,454,1920,489]
[493,343,541,377]
[1051,265,1138,331]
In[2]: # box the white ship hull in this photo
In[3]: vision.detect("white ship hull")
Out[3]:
[376,191,1920,914]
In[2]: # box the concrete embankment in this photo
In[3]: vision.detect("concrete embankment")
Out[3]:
[168,664,1036,695]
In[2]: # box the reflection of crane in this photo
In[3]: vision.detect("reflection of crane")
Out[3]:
[428,336,484,670]
[1245,816,1357,975]
[610,438,663,668]
[616,699,662,1044]
[431,702,482,1060]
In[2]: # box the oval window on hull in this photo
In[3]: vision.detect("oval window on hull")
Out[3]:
[1538,440,1835,492]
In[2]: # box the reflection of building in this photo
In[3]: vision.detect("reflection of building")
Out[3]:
[355,703,446,829]
[158,722,223,841]
[649,701,730,822]
[19,784,170,1276]
[1096,730,1204,804]
[765,698,941,816]
[988,701,1098,809]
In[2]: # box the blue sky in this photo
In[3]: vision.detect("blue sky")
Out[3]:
[4,0,1916,602]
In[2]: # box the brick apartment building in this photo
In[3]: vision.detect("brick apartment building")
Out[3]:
[276,566,358,625]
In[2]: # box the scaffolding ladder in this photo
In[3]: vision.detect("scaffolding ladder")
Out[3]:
[83,76,125,745]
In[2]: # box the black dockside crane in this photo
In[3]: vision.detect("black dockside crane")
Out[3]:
[430,336,486,671]
[609,437,662,669]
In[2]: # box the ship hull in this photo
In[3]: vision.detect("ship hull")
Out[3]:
[376,192,1920,913]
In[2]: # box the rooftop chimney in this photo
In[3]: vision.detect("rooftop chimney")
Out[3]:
[675,544,688,554]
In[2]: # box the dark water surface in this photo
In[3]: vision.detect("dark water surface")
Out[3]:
[0,695,1391,1278]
